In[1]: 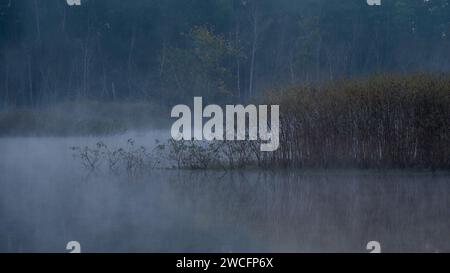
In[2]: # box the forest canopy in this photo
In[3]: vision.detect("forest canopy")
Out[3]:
[0,0,449,107]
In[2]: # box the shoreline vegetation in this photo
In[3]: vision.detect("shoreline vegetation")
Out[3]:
[266,73,449,170]
[67,73,450,172]
[71,139,450,177]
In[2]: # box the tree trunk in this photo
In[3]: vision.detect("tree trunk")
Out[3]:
[249,10,258,98]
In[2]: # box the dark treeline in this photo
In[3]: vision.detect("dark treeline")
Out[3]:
[0,0,450,108]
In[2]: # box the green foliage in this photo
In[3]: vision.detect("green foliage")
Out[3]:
[162,26,240,101]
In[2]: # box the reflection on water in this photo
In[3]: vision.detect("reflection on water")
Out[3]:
[0,134,449,252]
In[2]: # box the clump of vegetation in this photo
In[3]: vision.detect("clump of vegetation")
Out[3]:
[73,74,449,172]
[165,139,268,169]
[72,138,268,174]
[166,140,222,169]
[72,139,163,177]
[265,73,450,170]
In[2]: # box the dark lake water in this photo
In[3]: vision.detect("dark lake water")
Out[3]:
[0,132,449,252]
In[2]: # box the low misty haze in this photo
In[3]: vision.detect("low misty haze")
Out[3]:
[0,0,449,253]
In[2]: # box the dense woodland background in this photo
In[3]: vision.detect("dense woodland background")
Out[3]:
[0,0,449,169]
[0,0,450,107]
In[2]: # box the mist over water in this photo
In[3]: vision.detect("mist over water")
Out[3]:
[0,131,449,253]
[0,0,449,255]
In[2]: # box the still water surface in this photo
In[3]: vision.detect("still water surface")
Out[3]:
[0,131,449,252]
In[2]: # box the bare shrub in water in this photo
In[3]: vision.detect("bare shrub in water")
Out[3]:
[72,139,162,176]
[166,139,223,169]
[72,137,265,174]
[71,143,103,171]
